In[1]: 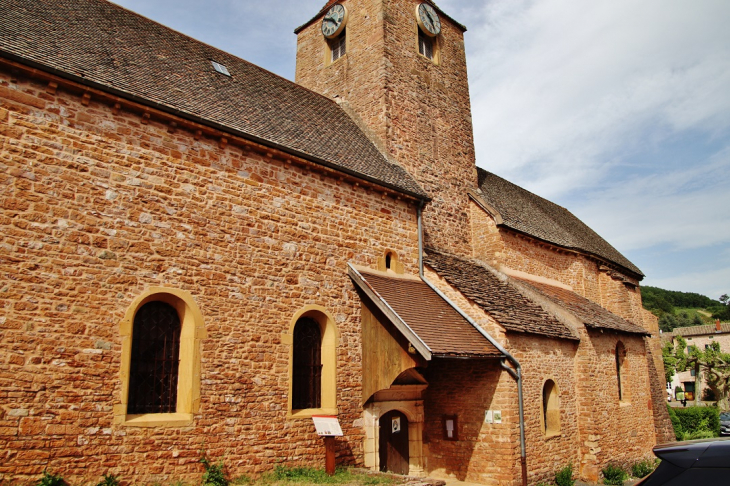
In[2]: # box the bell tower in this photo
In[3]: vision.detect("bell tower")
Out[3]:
[295,0,478,256]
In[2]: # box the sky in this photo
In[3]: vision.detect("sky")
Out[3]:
[110,0,730,301]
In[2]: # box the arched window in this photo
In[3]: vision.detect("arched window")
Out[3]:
[117,287,206,427]
[285,306,338,418]
[616,342,626,401]
[128,301,181,414]
[293,317,322,410]
[542,379,560,436]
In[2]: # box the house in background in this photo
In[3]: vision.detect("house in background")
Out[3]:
[666,321,730,403]
[0,0,672,484]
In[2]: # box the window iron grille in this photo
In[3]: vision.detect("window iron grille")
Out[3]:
[127,301,181,414]
[332,31,346,62]
[293,317,322,409]
[418,29,433,60]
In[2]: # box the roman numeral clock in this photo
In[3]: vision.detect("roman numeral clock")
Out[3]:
[321,4,348,39]
[416,2,441,37]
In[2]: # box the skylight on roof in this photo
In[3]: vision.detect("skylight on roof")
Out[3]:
[210,61,231,76]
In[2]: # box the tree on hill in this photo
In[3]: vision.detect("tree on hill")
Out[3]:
[642,286,717,309]
[643,286,729,328]
[659,312,704,333]
[711,294,730,321]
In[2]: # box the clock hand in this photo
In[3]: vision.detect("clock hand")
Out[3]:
[425,7,440,31]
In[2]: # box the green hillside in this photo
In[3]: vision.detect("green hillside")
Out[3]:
[641,286,729,332]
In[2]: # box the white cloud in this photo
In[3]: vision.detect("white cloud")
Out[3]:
[463,0,730,197]
[450,0,730,294]
[575,148,730,252]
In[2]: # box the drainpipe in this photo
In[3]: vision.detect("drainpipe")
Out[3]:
[416,202,528,486]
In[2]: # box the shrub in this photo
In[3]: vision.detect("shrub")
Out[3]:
[631,459,655,478]
[667,404,683,440]
[554,463,574,486]
[96,474,120,486]
[201,454,228,486]
[37,471,64,486]
[602,464,627,485]
[673,406,720,437]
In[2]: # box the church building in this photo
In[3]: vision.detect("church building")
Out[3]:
[0,0,672,484]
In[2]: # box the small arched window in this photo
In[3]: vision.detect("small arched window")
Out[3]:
[542,379,560,436]
[616,342,626,401]
[128,301,181,414]
[293,317,322,410]
[379,250,402,274]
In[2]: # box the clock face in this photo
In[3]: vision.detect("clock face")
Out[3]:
[416,3,441,37]
[321,4,348,39]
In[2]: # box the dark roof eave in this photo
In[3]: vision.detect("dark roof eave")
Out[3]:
[0,51,429,202]
[584,323,650,337]
[432,353,503,359]
[504,327,581,342]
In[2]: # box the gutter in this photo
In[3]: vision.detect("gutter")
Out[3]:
[416,202,528,486]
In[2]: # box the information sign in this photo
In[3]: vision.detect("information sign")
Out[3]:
[312,415,343,436]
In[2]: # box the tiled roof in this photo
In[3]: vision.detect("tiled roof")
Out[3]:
[672,323,730,337]
[513,278,649,336]
[476,169,643,277]
[0,0,426,198]
[349,266,502,358]
[424,249,579,341]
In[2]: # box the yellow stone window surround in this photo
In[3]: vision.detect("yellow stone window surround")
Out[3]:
[283,305,339,419]
[115,287,206,427]
[541,378,561,437]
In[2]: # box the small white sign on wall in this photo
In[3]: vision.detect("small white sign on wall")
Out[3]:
[485,410,502,424]
[392,416,401,433]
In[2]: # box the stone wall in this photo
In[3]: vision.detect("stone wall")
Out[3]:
[423,359,518,486]
[0,69,419,484]
[423,265,658,484]
[296,0,478,257]
[573,330,657,481]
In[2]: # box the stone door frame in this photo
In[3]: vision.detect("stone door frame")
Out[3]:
[363,385,427,476]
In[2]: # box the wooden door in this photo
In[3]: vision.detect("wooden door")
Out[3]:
[379,410,409,475]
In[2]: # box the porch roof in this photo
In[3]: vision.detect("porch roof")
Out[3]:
[348,265,503,360]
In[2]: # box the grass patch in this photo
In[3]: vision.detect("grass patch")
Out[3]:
[675,308,713,322]
[256,466,397,486]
